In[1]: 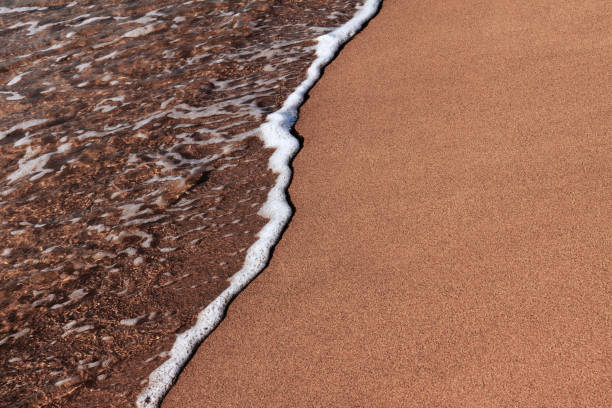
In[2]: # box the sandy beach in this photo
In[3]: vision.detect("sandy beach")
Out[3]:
[163,0,611,406]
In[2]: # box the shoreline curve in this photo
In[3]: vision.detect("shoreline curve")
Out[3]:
[163,0,611,406]
[138,1,383,406]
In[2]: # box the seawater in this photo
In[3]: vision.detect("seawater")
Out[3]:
[0,0,380,406]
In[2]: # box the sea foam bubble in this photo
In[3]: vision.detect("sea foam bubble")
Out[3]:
[137,0,382,406]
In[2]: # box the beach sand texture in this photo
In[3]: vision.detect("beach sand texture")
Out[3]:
[164,0,611,406]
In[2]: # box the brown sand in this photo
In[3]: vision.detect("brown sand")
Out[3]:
[163,0,611,406]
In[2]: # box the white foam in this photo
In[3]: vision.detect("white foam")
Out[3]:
[123,24,158,38]
[54,377,79,387]
[73,16,109,27]
[6,143,71,184]
[6,71,30,86]
[0,119,48,141]
[41,41,70,52]
[0,91,25,101]
[137,0,381,406]
[120,315,146,326]
[76,62,91,72]
[0,6,46,14]
[8,21,55,36]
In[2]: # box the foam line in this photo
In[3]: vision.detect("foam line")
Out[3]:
[137,1,382,406]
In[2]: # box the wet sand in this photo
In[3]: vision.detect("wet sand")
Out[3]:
[164,0,611,406]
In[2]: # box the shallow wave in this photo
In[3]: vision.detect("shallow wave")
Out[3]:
[139,0,382,405]
[0,0,379,406]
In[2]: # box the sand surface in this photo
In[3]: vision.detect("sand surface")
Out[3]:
[163,0,611,406]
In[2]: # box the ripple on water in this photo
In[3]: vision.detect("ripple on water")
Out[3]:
[0,0,367,406]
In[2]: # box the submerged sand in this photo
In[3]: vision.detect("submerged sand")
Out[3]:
[0,2,364,405]
[164,0,611,406]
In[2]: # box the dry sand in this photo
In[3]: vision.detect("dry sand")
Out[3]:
[163,0,611,406]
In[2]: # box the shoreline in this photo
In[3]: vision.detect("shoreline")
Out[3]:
[139,1,382,405]
[1,2,382,406]
[164,0,611,406]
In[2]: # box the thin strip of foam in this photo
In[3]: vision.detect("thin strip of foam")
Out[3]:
[138,1,382,406]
